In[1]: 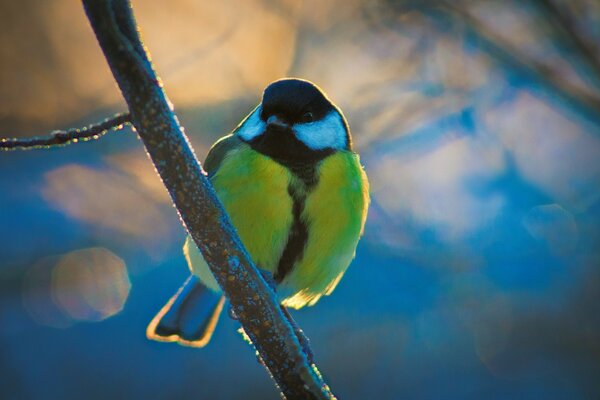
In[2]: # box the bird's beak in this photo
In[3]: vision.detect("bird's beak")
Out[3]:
[266,115,290,131]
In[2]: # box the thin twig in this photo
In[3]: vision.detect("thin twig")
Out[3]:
[81,0,333,398]
[0,113,130,151]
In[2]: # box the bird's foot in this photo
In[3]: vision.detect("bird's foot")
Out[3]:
[281,305,314,364]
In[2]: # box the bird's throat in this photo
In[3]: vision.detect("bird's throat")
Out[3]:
[247,126,333,178]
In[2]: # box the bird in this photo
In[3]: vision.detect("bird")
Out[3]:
[146,78,369,347]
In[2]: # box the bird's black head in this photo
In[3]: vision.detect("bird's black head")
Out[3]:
[261,79,335,126]
[236,78,351,165]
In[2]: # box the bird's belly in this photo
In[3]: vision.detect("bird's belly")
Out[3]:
[278,152,369,309]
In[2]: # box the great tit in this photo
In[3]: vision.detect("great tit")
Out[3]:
[147,78,369,347]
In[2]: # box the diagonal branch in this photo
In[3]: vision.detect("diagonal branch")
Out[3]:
[81,0,334,399]
[0,113,130,151]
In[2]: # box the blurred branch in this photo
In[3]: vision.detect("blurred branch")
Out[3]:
[81,0,333,399]
[536,0,600,91]
[0,113,130,151]
[433,1,600,120]
[374,0,600,121]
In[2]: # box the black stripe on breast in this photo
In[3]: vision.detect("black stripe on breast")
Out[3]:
[273,184,308,283]
[273,164,320,283]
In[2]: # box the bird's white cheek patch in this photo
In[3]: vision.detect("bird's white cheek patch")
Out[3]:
[237,107,265,141]
[294,112,347,150]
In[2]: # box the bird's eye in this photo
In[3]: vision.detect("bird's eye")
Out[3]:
[301,111,314,123]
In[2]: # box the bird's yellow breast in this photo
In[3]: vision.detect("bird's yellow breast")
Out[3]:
[211,144,294,273]
[278,151,369,308]
[185,142,369,309]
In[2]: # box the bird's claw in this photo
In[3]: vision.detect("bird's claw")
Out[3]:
[281,305,314,364]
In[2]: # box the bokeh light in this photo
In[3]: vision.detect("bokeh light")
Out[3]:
[51,248,131,322]
[21,248,131,326]
[41,164,169,239]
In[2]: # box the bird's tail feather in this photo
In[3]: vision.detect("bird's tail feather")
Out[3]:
[146,275,225,347]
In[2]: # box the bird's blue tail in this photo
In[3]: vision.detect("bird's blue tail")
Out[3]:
[147,276,225,347]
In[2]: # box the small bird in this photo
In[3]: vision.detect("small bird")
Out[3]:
[147,78,369,347]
